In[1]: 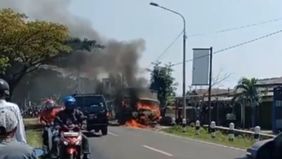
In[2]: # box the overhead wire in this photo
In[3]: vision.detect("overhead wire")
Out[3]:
[171,29,282,67]
[152,17,282,64]
[188,17,282,37]
[154,30,183,61]
[216,17,282,33]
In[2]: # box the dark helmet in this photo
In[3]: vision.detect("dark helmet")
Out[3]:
[0,79,9,96]
[63,96,76,108]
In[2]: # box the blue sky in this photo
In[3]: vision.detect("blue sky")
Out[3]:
[69,0,282,95]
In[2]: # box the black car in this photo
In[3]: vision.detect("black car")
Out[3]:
[247,133,282,159]
[73,94,108,135]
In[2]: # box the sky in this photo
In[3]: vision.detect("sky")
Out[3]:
[9,0,282,95]
[70,0,282,95]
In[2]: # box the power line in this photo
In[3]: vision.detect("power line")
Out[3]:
[154,31,183,61]
[171,29,282,67]
[216,17,282,33]
[187,17,282,37]
[214,30,282,54]
[152,17,282,64]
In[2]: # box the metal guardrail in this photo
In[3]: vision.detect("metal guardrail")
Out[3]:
[202,124,275,139]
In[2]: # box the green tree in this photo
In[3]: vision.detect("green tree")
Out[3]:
[67,38,104,51]
[11,38,104,103]
[0,9,71,96]
[0,57,9,73]
[233,77,260,128]
[150,62,176,117]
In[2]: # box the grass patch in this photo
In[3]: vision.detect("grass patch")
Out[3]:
[163,126,255,149]
[26,129,42,148]
[24,118,43,148]
[24,118,42,129]
[24,118,39,125]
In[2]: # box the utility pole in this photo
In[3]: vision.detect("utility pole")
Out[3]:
[182,23,187,125]
[150,2,187,126]
[208,47,213,124]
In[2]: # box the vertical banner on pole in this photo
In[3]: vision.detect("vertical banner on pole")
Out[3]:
[192,48,210,86]
[192,48,212,123]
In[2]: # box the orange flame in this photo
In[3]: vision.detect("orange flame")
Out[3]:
[137,101,161,121]
[125,119,148,128]
[125,100,161,128]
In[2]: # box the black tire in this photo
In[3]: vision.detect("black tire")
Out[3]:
[70,154,74,159]
[61,153,74,159]
[101,126,108,135]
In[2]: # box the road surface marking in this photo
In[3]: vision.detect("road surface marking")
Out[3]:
[158,131,245,152]
[108,131,118,136]
[131,127,245,152]
[142,145,174,157]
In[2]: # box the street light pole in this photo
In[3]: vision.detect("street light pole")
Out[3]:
[150,2,187,125]
[183,20,187,125]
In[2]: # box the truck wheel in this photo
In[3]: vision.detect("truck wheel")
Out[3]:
[101,126,108,135]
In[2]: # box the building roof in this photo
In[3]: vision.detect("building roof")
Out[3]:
[175,76,282,102]
[195,88,234,96]
[256,77,282,86]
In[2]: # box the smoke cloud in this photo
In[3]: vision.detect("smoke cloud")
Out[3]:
[0,0,101,40]
[52,39,145,87]
[0,0,147,96]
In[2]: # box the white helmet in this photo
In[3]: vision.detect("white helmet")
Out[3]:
[43,99,56,108]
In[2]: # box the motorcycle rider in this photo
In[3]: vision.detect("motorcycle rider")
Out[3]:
[51,96,89,159]
[0,78,26,143]
[39,99,64,154]
[39,99,64,125]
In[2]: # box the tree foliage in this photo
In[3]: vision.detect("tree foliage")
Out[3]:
[12,38,104,103]
[0,57,9,73]
[0,8,71,95]
[233,77,260,127]
[234,78,260,106]
[67,38,104,51]
[150,62,176,114]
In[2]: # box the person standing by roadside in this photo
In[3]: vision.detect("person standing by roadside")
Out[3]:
[0,78,26,143]
[0,109,37,159]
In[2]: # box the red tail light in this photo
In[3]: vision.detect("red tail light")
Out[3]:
[67,147,77,155]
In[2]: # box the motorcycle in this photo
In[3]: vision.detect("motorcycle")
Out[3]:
[40,119,59,155]
[58,124,83,159]
[43,123,58,154]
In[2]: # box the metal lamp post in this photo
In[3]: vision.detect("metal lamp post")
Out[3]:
[150,2,187,125]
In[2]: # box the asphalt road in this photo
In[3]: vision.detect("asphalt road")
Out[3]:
[88,126,247,159]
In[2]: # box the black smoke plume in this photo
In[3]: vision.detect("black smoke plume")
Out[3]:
[0,0,147,104]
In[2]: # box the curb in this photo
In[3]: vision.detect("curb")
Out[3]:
[157,131,246,152]
[126,126,247,152]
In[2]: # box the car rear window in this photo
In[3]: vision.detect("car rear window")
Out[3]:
[74,96,106,112]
